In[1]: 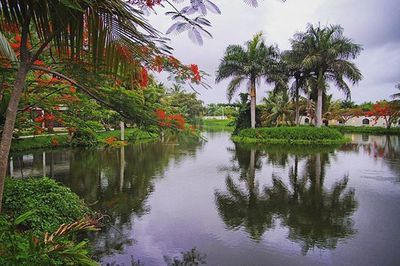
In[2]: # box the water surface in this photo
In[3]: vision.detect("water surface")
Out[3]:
[8,132,400,265]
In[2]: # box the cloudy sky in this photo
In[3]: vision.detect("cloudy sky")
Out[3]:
[148,0,400,104]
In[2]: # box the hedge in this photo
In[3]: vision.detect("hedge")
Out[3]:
[233,126,349,145]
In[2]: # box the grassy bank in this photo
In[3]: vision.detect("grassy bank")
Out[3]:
[11,128,159,152]
[202,119,234,130]
[233,126,349,145]
[330,125,400,135]
[0,178,97,265]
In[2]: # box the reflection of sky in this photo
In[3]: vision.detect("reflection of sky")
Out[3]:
[9,132,400,265]
[100,132,400,266]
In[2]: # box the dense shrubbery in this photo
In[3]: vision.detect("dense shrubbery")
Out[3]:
[0,178,97,265]
[233,126,348,144]
[233,105,263,134]
[71,128,98,147]
[2,178,90,233]
[331,126,400,135]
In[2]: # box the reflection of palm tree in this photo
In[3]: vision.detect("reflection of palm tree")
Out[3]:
[216,147,274,240]
[268,154,357,254]
[216,145,358,253]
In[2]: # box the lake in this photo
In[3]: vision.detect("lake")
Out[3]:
[8,131,400,265]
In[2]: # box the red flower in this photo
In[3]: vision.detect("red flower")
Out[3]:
[190,64,201,82]
[34,116,44,123]
[168,56,180,68]
[140,67,148,87]
[69,86,76,93]
[153,56,164,72]
[33,60,45,66]
[51,138,59,147]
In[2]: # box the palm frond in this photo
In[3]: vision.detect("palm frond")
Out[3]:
[0,31,16,62]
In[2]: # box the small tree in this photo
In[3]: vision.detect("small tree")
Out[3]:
[366,101,400,129]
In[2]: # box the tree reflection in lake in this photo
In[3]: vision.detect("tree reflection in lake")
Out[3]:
[8,139,203,259]
[215,143,358,254]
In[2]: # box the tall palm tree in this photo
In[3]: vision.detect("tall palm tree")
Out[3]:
[0,0,159,212]
[216,32,280,128]
[291,24,363,127]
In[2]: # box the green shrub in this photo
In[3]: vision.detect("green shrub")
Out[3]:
[2,177,90,234]
[71,128,98,147]
[233,126,348,144]
[233,105,262,134]
[330,125,400,135]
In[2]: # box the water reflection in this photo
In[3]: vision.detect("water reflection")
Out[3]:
[216,143,358,253]
[8,140,203,259]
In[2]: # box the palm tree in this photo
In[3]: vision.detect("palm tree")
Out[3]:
[391,83,400,99]
[0,0,159,212]
[281,49,310,125]
[216,32,280,128]
[262,90,293,126]
[291,24,363,127]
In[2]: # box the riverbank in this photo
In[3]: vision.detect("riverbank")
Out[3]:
[330,125,400,135]
[202,119,234,131]
[10,128,159,152]
[233,127,349,145]
[0,178,97,265]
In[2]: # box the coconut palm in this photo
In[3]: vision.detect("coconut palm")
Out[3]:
[291,24,362,127]
[216,32,280,128]
[0,0,160,212]
[261,90,293,126]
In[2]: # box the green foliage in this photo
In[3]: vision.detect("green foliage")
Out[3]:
[2,177,90,233]
[0,213,98,266]
[233,105,263,134]
[11,134,69,152]
[262,90,293,126]
[97,128,159,142]
[202,119,234,130]
[331,126,400,135]
[163,88,205,123]
[71,128,98,147]
[234,126,348,144]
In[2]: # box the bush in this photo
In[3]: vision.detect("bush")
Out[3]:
[233,105,262,134]
[330,125,400,135]
[2,177,90,233]
[71,128,98,147]
[0,178,96,265]
[233,126,348,144]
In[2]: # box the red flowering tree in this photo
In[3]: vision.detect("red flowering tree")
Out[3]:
[365,101,400,129]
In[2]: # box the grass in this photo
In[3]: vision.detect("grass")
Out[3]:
[330,125,400,135]
[11,128,159,152]
[10,134,69,152]
[233,126,349,145]
[202,119,234,131]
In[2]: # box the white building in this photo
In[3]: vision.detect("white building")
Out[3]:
[300,116,400,127]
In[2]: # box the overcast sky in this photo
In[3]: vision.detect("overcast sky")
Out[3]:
[148,0,400,104]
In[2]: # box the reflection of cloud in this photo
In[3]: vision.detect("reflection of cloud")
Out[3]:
[148,0,400,104]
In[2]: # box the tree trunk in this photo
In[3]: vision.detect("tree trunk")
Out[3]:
[0,64,29,212]
[250,79,256,129]
[295,84,300,126]
[248,148,256,197]
[315,88,323,128]
[315,153,321,192]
